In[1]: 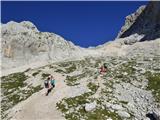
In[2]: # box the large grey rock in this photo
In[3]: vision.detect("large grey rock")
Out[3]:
[117,111,131,118]
[111,104,124,111]
[85,101,97,112]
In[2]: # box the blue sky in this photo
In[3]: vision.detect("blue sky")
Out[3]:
[1,1,148,48]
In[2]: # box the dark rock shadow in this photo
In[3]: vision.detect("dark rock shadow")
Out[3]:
[146,113,157,120]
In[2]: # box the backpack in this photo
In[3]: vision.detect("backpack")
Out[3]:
[44,80,49,88]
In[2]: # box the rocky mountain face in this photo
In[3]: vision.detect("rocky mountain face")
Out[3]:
[2,39,160,119]
[117,5,146,38]
[1,21,98,72]
[117,1,160,44]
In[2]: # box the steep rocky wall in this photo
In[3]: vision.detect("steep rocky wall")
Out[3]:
[118,1,160,41]
[1,21,88,70]
[117,5,146,38]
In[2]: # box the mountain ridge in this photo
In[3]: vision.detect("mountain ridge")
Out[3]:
[1,1,160,74]
[1,21,100,73]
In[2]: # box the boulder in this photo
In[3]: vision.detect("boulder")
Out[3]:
[123,72,128,76]
[85,101,97,112]
[107,118,112,120]
[105,102,112,109]
[117,111,131,118]
[153,110,160,120]
[111,104,124,111]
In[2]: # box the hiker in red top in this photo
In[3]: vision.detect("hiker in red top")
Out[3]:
[100,63,107,74]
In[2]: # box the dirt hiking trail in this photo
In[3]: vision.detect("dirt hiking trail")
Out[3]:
[9,72,68,120]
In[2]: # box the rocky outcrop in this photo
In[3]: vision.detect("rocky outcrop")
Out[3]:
[117,1,160,42]
[146,110,160,120]
[117,111,130,118]
[1,21,96,71]
[117,5,146,38]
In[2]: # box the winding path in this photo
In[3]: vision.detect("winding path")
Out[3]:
[9,72,68,120]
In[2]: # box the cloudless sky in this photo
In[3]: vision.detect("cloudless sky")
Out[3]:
[1,1,148,48]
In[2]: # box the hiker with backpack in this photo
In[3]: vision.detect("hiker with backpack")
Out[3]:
[44,75,55,96]
[44,77,50,88]
[44,76,51,96]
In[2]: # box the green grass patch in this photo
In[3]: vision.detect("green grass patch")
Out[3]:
[146,72,160,103]
[87,82,99,93]
[32,70,41,76]
[65,64,77,73]
[55,69,66,74]
[85,108,122,120]
[121,61,136,75]
[65,75,80,86]
[1,72,43,119]
[1,72,28,95]
[56,92,92,113]
[41,73,50,79]
[57,91,122,120]
[58,62,71,67]
[56,92,92,119]
[65,71,91,86]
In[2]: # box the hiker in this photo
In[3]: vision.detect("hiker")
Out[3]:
[50,75,55,88]
[44,76,52,96]
[44,75,56,96]
[100,63,107,74]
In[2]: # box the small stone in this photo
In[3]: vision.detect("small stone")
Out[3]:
[107,118,112,120]
[85,101,96,112]
[127,102,135,108]
[102,106,105,109]
[140,68,146,74]
[117,111,131,118]
[66,111,69,114]
[111,104,124,111]
[149,58,153,61]
[135,98,140,102]
[105,102,112,109]
[123,72,128,75]
[141,95,144,98]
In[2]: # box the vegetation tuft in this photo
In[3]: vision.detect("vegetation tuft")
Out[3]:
[145,71,160,103]
[1,72,43,119]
